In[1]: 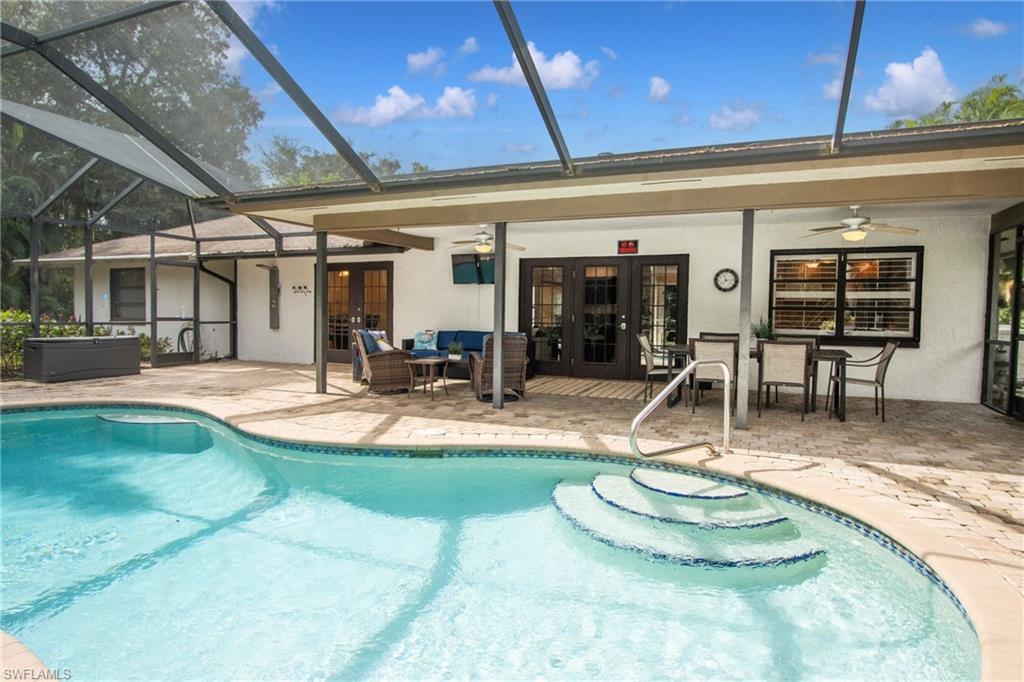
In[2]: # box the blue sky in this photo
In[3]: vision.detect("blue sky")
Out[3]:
[231,1,1023,177]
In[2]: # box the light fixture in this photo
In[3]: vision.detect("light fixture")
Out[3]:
[474,242,493,254]
[841,228,867,242]
[807,261,820,269]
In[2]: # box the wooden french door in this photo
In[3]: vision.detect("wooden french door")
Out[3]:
[326,262,393,363]
[519,255,688,379]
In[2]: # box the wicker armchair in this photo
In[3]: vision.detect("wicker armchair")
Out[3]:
[353,330,411,394]
[469,333,528,401]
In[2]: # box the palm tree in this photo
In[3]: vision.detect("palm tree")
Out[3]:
[890,75,1024,128]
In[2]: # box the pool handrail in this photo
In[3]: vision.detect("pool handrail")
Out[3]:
[628,359,731,458]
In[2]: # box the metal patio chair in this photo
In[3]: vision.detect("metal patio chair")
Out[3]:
[637,333,672,402]
[758,340,811,420]
[690,337,738,414]
[827,341,899,421]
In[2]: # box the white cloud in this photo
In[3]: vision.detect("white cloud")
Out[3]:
[258,81,283,99]
[407,47,445,76]
[964,17,1012,38]
[224,1,276,75]
[823,77,843,101]
[709,104,762,131]
[336,86,476,127]
[468,42,599,90]
[502,143,537,154]
[807,51,843,66]
[433,86,476,118]
[648,76,671,102]
[486,92,499,108]
[599,46,618,61]
[863,48,957,116]
[459,37,480,55]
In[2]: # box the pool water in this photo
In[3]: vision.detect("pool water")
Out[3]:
[1,407,979,680]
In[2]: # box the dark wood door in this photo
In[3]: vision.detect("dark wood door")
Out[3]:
[573,258,631,378]
[326,262,394,363]
[627,255,689,380]
[518,259,574,375]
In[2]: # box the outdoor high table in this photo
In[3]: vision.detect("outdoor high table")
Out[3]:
[661,343,853,421]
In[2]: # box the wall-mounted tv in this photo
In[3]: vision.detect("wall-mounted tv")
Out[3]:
[452,254,495,284]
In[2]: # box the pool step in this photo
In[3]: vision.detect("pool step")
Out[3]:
[591,475,788,529]
[553,483,825,569]
[629,468,749,500]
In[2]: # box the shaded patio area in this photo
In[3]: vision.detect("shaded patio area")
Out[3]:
[2,360,1020,597]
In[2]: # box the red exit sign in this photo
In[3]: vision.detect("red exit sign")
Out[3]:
[618,239,639,255]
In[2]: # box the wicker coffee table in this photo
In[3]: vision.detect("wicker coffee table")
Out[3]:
[405,357,449,400]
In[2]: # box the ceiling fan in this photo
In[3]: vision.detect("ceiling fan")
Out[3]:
[802,206,920,242]
[449,227,526,254]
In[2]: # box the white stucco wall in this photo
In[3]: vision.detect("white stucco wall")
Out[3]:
[73,259,233,359]
[228,210,991,403]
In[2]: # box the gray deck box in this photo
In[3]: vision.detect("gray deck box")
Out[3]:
[23,336,141,383]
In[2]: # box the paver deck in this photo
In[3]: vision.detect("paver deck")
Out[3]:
[2,360,1022,677]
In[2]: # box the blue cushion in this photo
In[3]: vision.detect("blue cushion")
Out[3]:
[456,330,487,352]
[436,330,458,350]
[359,330,386,354]
[409,349,445,359]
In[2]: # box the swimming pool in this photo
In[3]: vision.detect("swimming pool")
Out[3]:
[1,406,979,680]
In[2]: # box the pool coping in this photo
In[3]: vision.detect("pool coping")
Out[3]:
[2,398,1020,680]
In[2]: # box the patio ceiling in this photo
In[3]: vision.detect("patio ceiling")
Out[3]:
[1,0,1021,236]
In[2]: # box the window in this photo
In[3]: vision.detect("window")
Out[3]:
[770,247,923,345]
[109,268,146,322]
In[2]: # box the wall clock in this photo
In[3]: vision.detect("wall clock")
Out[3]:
[714,268,739,292]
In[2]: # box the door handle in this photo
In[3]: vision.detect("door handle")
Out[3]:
[619,322,627,330]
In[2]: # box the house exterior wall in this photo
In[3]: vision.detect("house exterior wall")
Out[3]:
[229,211,990,403]
[73,260,233,359]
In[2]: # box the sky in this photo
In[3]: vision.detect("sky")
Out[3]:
[228,0,1024,179]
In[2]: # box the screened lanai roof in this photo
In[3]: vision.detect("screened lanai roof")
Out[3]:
[2,0,1022,216]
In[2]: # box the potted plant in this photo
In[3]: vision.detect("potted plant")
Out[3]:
[447,340,464,361]
[752,316,775,340]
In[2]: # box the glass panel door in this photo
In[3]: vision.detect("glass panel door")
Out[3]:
[629,256,689,380]
[521,263,572,375]
[327,269,352,362]
[574,260,630,378]
[326,263,393,363]
[983,226,1020,415]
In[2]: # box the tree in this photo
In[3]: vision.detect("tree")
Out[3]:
[260,135,430,188]
[889,75,1024,128]
[1,1,265,311]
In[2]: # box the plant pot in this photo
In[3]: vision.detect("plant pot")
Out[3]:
[449,354,462,361]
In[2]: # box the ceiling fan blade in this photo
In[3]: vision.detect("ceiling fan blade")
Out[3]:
[449,239,478,245]
[808,225,846,232]
[798,227,847,237]
[507,243,527,251]
[868,223,920,235]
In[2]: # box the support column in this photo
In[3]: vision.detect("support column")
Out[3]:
[84,222,94,335]
[29,218,40,336]
[736,209,755,429]
[492,222,507,409]
[314,231,328,394]
[149,231,158,368]
[193,241,201,364]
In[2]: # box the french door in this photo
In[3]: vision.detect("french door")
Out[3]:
[326,262,393,363]
[983,224,1023,420]
[519,255,688,379]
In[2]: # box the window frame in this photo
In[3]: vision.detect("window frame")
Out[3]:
[109,267,147,322]
[769,245,923,348]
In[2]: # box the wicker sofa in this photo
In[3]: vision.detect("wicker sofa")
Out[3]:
[470,333,528,401]
[353,329,411,394]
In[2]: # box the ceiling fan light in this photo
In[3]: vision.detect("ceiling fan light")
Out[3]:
[842,228,867,242]
[474,242,493,254]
